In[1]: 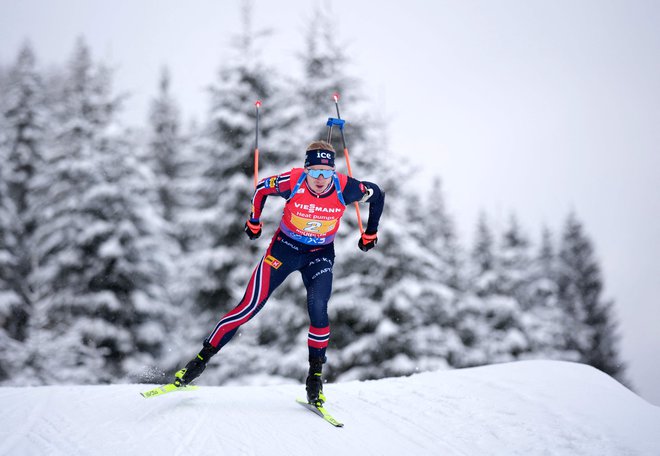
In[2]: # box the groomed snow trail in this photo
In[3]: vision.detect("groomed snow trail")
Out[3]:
[1,361,659,456]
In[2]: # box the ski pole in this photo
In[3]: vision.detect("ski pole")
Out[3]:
[253,100,261,188]
[330,92,365,234]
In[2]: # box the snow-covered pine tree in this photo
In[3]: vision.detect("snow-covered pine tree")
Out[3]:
[557,212,626,381]
[459,213,528,367]
[0,43,49,382]
[23,39,178,385]
[497,214,532,303]
[0,153,23,382]
[3,43,47,219]
[521,227,578,361]
[323,118,454,382]
[412,177,466,368]
[427,177,465,291]
[468,212,497,297]
[364,172,465,378]
[176,0,297,385]
[141,67,205,371]
[146,67,186,226]
[456,216,492,368]
[325,147,405,381]
[491,215,545,360]
[291,3,366,149]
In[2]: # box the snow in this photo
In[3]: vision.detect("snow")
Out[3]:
[1,360,658,456]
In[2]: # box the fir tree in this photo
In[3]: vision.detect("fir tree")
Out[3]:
[176,0,298,384]
[3,43,47,216]
[426,177,464,290]
[23,39,177,384]
[521,227,577,360]
[146,67,185,225]
[328,142,459,381]
[331,159,412,381]
[557,213,626,380]
[0,158,23,381]
[0,43,49,381]
[1,43,47,308]
[142,67,202,370]
[469,212,497,297]
[459,213,528,367]
[369,173,465,378]
[292,3,365,149]
[497,214,532,303]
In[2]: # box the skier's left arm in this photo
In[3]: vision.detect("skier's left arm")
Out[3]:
[343,177,385,251]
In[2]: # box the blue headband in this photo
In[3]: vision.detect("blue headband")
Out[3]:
[305,149,335,167]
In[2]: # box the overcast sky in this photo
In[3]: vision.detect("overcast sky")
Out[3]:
[2,0,659,405]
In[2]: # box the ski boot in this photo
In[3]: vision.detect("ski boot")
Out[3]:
[305,356,326,405]
[174,342,218,387]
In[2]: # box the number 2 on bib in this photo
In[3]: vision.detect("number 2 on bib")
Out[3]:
[304,221,323,232]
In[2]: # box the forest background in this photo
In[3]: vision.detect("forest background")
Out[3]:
[1,0,658,405]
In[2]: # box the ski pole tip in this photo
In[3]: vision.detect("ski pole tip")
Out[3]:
[255,100,262,108]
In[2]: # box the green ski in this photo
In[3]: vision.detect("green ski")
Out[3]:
[140,383,199,398]
[296,398,344,427]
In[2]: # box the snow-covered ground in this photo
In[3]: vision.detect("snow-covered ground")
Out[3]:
[1,360,658,456]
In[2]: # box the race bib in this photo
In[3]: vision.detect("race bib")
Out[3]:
[288,213,338,235]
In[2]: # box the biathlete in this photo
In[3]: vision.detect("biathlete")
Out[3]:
[172,140,385,405]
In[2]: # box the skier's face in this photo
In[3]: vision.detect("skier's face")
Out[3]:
[306,165,334,193]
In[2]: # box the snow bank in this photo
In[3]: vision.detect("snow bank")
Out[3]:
[1,360,658,456]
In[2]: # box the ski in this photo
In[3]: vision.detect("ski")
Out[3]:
[140,383,199,398]
[296,398,344,427]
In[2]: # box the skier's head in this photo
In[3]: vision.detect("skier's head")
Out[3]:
[305,141,336,169]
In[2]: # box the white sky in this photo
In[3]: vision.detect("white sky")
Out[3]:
[2,0,659,405]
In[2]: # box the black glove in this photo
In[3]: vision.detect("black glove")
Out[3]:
[358,232,378,252]
[244,219,262,240]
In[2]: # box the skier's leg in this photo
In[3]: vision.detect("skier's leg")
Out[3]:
[301,249,335,403]
[302,252,334,359]
[205,256,278,348]
[206,238,296,349]
[174,235,295,385]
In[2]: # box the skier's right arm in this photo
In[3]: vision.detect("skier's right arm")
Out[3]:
[245,171,294,239]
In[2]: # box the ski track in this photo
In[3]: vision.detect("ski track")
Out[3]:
[33,412,86,456]
[454,366,633,456]
[2,361,659,456]
[341,380,455,454]
[0,388,50,455]
[172,397,212,456]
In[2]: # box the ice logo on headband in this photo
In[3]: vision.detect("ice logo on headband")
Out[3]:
[316,151,333,160]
